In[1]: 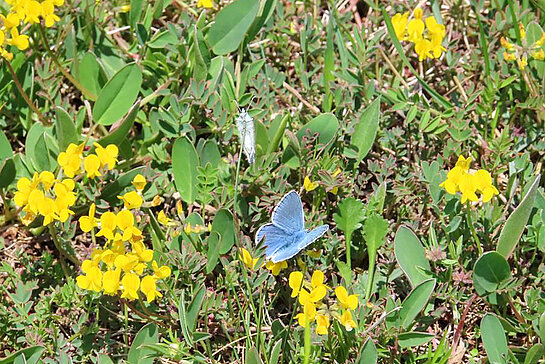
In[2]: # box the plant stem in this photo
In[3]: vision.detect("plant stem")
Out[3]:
[365,252,375,302]
[5,60,49,125]
[465,203,483,256]
[38,24,97,100]
[303,321,311,364]
[346,234,351,271]
[49,224,80,268]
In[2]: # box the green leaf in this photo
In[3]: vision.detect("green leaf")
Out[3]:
[397,332,435,348]
[0,130,15,189]
[212,209,235,254]
[127,323,158,364]
[524,344,545,364]
[129,0,144,29]
[97,354,114,364]
[193,25,211,82]
[186,285,206,333]
[481,313,508,364]
[0,346,45,364]
[356,338,377,364]
[473,251,511,296]
[538,310,545,342]
[269,340,282,364]
[97,100,140,147]
[75,52,103,98]
[364,213,388,265]
[333,197,365,245]
[93,63,142,125]
[323,19,334,112]
[34,133,52,171]
[350,97,381,164]
[54,106,78,152]
[396,279,436,329]
[207,0,260,55]
[497,174,541,259]
[245,347,263,364]
[172,137,199,204]
[394,226,431,287]
[336,260,353,284]
[246,0,277,42]
[206,232,221,274]
[267,113,289,155]
[296,113,339,148]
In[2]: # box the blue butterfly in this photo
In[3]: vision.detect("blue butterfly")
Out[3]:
[255,191,329,263]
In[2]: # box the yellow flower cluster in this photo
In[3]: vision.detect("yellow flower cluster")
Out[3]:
[439,155,499,203]
[197,0,212,8]
[289,271,358,335]
[184,222,211,235]
[77,174,171,303]
[501,23,545,70]
[57,142,118,179]
[0,0,63,60]
[14,171,76,226]
[391,8,446,61]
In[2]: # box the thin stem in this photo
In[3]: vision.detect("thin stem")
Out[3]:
[504,293,526,325]
[346,234,352,272]
[49,224,80,268]
[38,24,97,100]
[303,321,311,364]
[5,60,49,125]
[233,142,243,218]
[465,203,483,256]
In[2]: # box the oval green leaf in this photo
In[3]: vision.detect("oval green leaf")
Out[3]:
[0,346,45,364]
[54,106,78,152]
[351,97,381,164]
[481,313,508,364]
[206,232,221,274]
[473,251,511,296]
[207,0,260,55]
[357,338,378,364]
[525,344,545,364]
[497,174,541,259]
[172,137,199,204]
[394,225,431,288]
[97,100,140,147]
[296,113,339,148]
[245,347,263,364]
[127,323,158,364]
[397,332,435,348]
[212,209,236,254]
[398,279,436,329]
[93,63,142,125]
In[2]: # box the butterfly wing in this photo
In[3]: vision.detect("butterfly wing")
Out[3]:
[255,223,291,257]
[269,224,329,263]
[272,191,304,233]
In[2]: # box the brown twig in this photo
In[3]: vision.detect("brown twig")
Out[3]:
[282,81,321,114]
[452,293,478,350]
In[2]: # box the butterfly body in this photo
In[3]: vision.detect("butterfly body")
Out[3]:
[255,191,329,263]
[235,108,256,164]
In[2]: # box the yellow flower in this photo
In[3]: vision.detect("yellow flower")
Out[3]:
[295,302,316,327]
[500,37,514,51]
[335,286,358,310]
[315,314,329,335]
[240,248,259,270]
[117,209,142,241]
[533,49,545,60]
[38,197,57,225]
[392,12,409,40]
[14,177,35,207]
[151,195,162,206]
[119,4,130,12]
[57,143,84,178]
[27,188,45,215]
[93,143,118,170]
[96,211,117,240]
[299,286,326,305]
[76,260,103,292]
[102,268,121,295]
[24,1,42,24]
[407,8,424,42]
[414,38,432,61]
[474,170,499,202]
[157,210,171,225]
[38,171,55,190]
[118,191,143,210]
[79,203,98,232]
[519,23,526,40]
[41,0,60,27]
[132,241,153,262]
[425,16,445,39]
[121,272,140,300]
[132,174,146,191]
[1,13,21,28]
[141,276,162,303]
[265,261,287,276]
[197,0,213,8]
[303,176,318,192]
[84,154,102,179]
[517,55,528,70]
[152,260,171,279]
[289,271,304,297]
[339,310,357,331]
